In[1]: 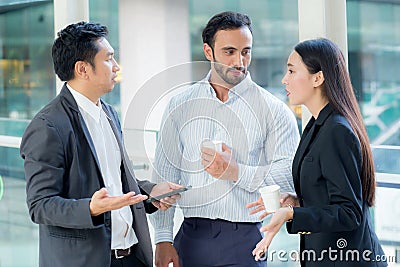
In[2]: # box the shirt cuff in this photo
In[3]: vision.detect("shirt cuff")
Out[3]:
[235,163,259,192]
[154,229,174,244]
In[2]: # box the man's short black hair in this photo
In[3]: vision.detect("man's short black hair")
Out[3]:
[202,11,252,49]
[52,21,108,81]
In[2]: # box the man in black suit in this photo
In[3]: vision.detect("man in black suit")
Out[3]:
[20,21,182,267]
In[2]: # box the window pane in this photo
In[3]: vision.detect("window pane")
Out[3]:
[0,2,55,121]
[0,2,54,266]
[347,0,400,147]
[89,0,121,115]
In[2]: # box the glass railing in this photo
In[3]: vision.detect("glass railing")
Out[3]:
[371,145,400,266]
[0,119,38,266]
[0,118,26,180]
[0,173,39,267]
[0,135,399,266]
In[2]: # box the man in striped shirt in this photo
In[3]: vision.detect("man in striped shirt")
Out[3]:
[151,11,300,267]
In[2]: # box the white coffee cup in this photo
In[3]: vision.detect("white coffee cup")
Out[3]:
[259,185,281,212]
[201,140,223,152]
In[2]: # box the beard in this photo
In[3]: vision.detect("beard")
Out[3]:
[213,60,247,87]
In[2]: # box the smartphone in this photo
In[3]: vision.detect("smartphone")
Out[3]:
[145,185,192,203]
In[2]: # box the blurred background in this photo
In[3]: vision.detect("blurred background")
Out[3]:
[0,0,399,266]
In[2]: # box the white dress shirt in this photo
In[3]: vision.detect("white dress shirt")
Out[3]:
[150,73,300,244]
[67,85,138,249]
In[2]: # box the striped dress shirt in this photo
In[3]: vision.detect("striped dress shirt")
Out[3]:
[150,73,300,244]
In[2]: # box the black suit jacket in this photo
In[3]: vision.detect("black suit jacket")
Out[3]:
[287,104,386,267]
[21,84,157,267]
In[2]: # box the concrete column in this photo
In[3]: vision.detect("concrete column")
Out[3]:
[53,0,89,94]
[118,0,191,183]
[118,0,191,123]
[297,0,347,129]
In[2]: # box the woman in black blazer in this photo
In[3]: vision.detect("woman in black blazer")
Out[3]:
[247,38,387,266]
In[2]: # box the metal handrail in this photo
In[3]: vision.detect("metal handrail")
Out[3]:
[0,135,22,149]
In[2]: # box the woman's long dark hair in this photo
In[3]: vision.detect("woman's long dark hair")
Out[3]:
[294,38,375,206]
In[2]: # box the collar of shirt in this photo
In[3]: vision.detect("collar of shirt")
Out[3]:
[66,84,102,123]
[204,71,253,102]
[315,102,333,126]
[66,85,137,249]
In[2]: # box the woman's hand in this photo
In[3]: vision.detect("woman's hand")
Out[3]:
[252,206,294,261]
[247,192,299,220]
[252,237,269,261]
[280,192,300,207]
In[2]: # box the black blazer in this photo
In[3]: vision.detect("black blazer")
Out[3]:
[21,84,157,267]
[287,104,386,267]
